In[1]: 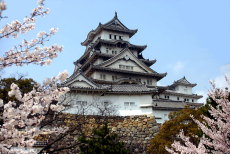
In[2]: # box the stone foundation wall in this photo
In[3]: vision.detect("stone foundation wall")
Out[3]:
[41,114,160,153]
[106,115,160,153]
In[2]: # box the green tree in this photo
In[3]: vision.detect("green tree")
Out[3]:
[0,77,36,103]
[79,123,130,154]
[148,106,209,154]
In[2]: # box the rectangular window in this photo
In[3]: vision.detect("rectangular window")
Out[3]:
[103,101,109,106]
[177,97,180,101]
[119,65,133,70]
[165,95,170,99]
[112,50,117,54]
[100,74,106,80]
[77,101,87,106]
[192,99,194,102]
[109,34,112,39]
[112,75,117,81]
[114,35,117,40]
[124,102,136,110]
[147,79,152,85]
[119,36,123,40]
[106,48,109,53]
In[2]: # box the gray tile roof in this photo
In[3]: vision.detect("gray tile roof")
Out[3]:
[163,90,203,99]
[171,76,197,87]
[111,84,156,92]
[150,99,203,110]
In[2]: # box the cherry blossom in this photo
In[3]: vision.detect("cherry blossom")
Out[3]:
[0,0,70,153]
[166,77,230,154]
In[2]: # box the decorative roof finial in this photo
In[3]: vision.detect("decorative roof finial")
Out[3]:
[115,11,118,18]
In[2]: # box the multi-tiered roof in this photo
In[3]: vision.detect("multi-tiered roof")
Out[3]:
[63,13,167,94]
[61,13,203,122]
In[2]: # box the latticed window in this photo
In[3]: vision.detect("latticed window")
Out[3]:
[119,65,133,70]
[112,50,117,54]
[77,101,87,106]
[112,75,117,81]
[124,102,136,110]
[147,79,152,85]
[165,95,170,99]
[100,74,106,80]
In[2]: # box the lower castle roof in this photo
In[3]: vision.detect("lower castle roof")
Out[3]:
[141,99,203,110]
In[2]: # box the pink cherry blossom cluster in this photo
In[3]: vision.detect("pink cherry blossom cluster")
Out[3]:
[0,72,69,153]
[166,77,230,154]
[0,0,70,153]
[0,0,49,39]
[0,28,63,68]
[0,0,63,69]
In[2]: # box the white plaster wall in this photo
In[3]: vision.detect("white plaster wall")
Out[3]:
[100,46,121,55]
[62,93,153,116]
[175,85,192,94]
[71,81,92,87]
[92,32,103,43]
[100,30,129,41]
[108,59,146,73]
[90,70,157,86]
[159,94,198,103]
[94,58,103,65]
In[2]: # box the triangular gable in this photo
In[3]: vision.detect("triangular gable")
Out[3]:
[103,13,129,30]
[176,77,191,84]
[98,48,154,73]
[104,18,128,30]
[63,72,98,88]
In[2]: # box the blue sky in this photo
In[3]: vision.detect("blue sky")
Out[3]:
[1,0,230,102]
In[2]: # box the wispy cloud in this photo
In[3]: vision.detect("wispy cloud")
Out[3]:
[213,63,230,88]
[171,61,185,73]
[195,90,208,103]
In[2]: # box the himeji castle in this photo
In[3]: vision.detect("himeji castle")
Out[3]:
[61,13,202,123]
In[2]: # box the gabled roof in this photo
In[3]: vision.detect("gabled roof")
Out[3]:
[110,84,157,93]
[163,90,203,99]
[149,100,203,110]
[170,76,197,88]
[81,12,138,46]
[61,70,99,89]
[97,48,155,73]
[92,38,147,52]
[78,50,156,72]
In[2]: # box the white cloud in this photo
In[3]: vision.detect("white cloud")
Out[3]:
[213,63,230,89]
[195,90,208,104]
[197,63,230,104]
[171,61,185,73]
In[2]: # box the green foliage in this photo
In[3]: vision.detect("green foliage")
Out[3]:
[0,77,36,103]
[148,106,209,154]
[79,123,130,154]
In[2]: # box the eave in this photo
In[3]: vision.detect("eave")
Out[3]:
[163,90,203,99]
[92,39,147,52]
[85,65,167,81]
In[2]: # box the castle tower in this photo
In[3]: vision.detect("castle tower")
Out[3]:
[61,13,202,123]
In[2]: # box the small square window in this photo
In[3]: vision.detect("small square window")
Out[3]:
[100,74,106,80]
[112,76,117,81]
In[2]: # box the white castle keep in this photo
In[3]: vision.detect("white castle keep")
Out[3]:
[61,13,202,123]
